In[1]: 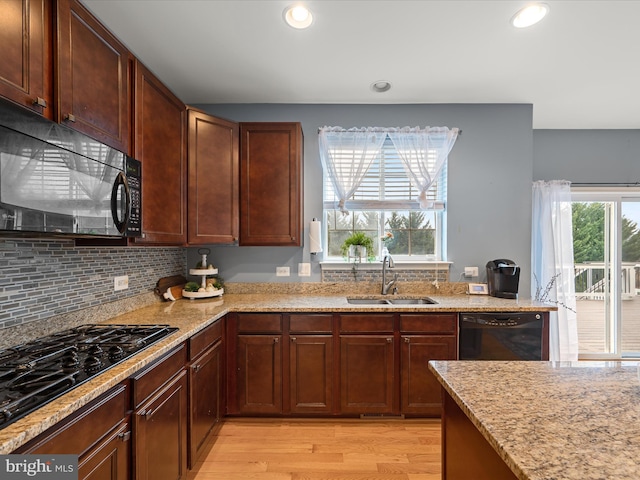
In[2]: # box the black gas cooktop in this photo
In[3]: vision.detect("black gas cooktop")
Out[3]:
[0,324,178,429]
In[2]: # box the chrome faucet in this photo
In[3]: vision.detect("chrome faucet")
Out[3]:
[381,254,398,295]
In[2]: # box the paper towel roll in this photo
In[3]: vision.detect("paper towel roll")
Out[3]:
[309,218,323,254]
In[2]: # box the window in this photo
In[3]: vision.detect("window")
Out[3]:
[323,136,446,260]
[571,188,640,358]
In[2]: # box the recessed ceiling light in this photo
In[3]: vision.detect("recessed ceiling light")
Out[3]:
[283,4,313,29]
[511,3,549,28]
[371,81,392,93]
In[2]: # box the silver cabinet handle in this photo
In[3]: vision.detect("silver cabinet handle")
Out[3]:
[274,337,279,344]
[291,337,296,342]
[404,337,410,343]
[64,113,76,122]
[32,97,47,108]
[387,337,393,343]
[118,431,131,442]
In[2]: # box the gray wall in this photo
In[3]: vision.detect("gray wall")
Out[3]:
[533,130,640,182]
[189,103,534,296]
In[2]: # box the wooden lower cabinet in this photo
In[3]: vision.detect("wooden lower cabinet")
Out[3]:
[227,312,457,417]
[289,335,333,414]
[132,344,188,480]
[188,339,223,466]
[14,382,130,480]
[235,334,283,414]
[401,335,457,416]
[340,335,395,415]
[78,421,131,480]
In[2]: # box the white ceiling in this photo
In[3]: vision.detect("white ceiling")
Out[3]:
[80,0,640,129]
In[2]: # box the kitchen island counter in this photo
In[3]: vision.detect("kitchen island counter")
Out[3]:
[0,291,553,454]
[429,360,640,480]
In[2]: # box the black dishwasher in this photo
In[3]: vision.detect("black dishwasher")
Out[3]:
[458,312,545,360]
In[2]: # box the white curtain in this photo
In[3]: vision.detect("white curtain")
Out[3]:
[531,180,579,361]
[318,127,387,213]
[387,126,459,209]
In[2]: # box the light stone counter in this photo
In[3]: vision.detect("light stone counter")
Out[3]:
[0,290,553,454]
[429,360,640,480]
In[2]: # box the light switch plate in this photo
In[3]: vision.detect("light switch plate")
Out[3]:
[276,266,290,277]
[298,263,311,276]
[464,267,479,277]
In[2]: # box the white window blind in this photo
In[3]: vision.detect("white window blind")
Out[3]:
[323,136,445,210]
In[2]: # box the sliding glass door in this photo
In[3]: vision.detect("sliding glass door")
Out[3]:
[572,190,640,358]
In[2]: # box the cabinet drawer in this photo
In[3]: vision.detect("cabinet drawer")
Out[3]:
[289,314,333,333]
[237,313,282,333]
[339,314,394,333]
[131,343,187,408]
[400,314,457,334]
[17,383,128,456]
[190,317,224,360]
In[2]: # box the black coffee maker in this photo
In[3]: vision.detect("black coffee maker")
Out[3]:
[486,259,520,299]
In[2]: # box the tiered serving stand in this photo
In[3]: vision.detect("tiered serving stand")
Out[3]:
[182,249,224,300]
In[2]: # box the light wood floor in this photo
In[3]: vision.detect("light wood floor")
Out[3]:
[187,418,442,480]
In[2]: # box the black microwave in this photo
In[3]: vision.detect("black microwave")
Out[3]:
[0,106,142,238]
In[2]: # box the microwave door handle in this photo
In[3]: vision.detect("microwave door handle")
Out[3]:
[111,172,130,234]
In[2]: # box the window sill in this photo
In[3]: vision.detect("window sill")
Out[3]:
[319,260,452,271]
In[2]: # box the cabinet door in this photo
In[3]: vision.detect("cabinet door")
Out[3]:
[0,0,52,118]
[134,369,188,480]
[78,422,130,480]
[56,0,131,152]
[290,335,333,414]
[236,334,282,414]
[401,335,456,416]
[340,335,395,414]
[132,61,186,245]
[188,340,222,467]
[187,109,239,244]
[239,122,303,246]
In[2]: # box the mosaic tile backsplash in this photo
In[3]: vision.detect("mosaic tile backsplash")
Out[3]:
[0,238,186,329]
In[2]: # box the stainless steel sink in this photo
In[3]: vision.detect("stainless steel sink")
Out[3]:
[346,298,391,304]
[346,297,438,305]
[388,297,437,305]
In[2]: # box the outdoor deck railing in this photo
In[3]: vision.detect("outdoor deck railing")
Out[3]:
[574,262,640,300]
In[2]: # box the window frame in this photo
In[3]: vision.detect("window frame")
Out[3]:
[322,136,447,262]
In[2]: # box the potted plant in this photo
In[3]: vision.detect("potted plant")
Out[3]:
[341,231,375,263]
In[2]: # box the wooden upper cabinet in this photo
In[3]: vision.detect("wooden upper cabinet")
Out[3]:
[132,61,187,245]
[0,0,52,118]
[187,109,239,245]
[239,122,303,246]
[55,0,132,153]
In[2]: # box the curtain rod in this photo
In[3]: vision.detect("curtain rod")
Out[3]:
[317,128,462,135]
[572,182,640,187]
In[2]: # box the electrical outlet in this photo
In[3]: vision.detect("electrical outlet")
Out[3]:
[298,263,311,276]
[276,266,290,277]
[464,267,479,277]
[114,275,129,291]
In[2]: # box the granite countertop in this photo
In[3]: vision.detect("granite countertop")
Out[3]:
[429,360,640,480]
[0,290,554,454]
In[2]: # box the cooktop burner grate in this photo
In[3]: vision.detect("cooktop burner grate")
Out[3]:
[0,324,178,429]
